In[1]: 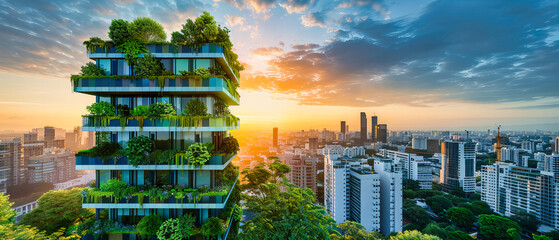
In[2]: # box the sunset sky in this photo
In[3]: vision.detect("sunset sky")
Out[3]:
[1,0,558,132]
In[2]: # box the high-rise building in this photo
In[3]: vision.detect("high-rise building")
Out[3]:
[341,121,346,134]
[22,141,44,184]
[0,138,22,186]
[481,162,559,229]
[343,146,365,158]
[427,139,441,153]
[273,127,279,148]
[28,149,75,184]
[545,153,559,176]
[308,138,318,155]
[379,149,432,189]
[44,126,55,148]
[521,140,536,153]
[23,132,38,142]
[371,115,378,142]
[287,156,317,194]
[72,38,241,238]
[325,154,402,235]
[501,147,521,165]
[555,137,559,153]
[440,141,476,193]
[360,112,367,145]
[412,136,427,151]
[375,124,387,143]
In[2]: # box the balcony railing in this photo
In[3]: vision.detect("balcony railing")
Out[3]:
[72,76,239,105]
[82,116,240,131]
[90,44,224,55]
[76,154,235,170]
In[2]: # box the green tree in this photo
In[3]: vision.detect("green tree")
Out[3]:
[533,234,552,240]
[19,188,93,235]
[403,179,420,191]
[447,231,473,240]
[425,195,453,214]
[201,217,224,240]
[129,17,166,42]
[108,19,131,46]
[1,193,49,239]
[269,158,291,182]
[416,190,444,199]
[135,53,163,76]
[86,101,115,116]
[510,211,540,233]
[185,142,211,167]
[80,62,106,76]
[184,99,208,116]
[148,102,176,117]
[220,136,239,154]
[126,135,154,166]
[422,223,448,239]
[404,206,431,228]
[403,189,417,199]
[390,230,441,240]
[137,214,164,238]
[445,207,474,229]
[331,221,380,240]
[478,214,521,240]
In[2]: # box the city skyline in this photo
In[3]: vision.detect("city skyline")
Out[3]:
[1,0,559,132]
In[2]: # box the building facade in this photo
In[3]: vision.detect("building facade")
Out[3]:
[0,138,22,187]
[27,149,76,184]
[379,149,432,189]
[360,112,367,145]
[375,124,387,143]
[371,116,378,142]
[439,141,476,193]
[286,155,317,194]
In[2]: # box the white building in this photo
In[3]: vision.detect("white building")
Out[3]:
[501,147,521,165]
[440,142,476,193]
[343,146,366,158]
[379,149,432,189]
[555,137,559,154]
[324,154,402,235]
[322,145,344,156]
[412,136,427,151]
[521,140,536,153]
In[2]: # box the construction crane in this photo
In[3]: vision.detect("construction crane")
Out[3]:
[496,125,502,162]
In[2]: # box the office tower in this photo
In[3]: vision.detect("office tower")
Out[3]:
[341,121,346,134]
[555,137,559,153]
[23,132,38,142]
[375,124,387,143]
[273,127,279,148]
[371,115,378,142]
[287,156,317,194]
[440,141,476,193]
[0,138,22,187]
[28,149,75,184]
[325,154,402,235]
[427,139,441,153]
[359,112,367,145]
[379,149,432,190]
[481,163,559,229]
[44,126,55,148]
[72,39,241,238]
[412,136,427,151]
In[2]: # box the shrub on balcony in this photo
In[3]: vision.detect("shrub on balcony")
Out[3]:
[135,53,164,76]
[137,214,164,238]
[201,217,225,239]
[129,17,167,43]
[220,136,239,154]
[108,19,132,46]
[184,142,212,167]
[148,102,176,118]
[86,101,115,116]
[126,136,153,167]
[80,62,106,76]
[117,39,146,66]
[184,99,208,117]
[213,100,230,117]
[131,105,150,116]
[90,141,122,161]
[194,67,211,77]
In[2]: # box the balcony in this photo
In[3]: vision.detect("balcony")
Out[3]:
[76,154,235,170]
[73,76,239,105]
[82,116,240,132]
[88,44,239,84]
[82,173,239,210]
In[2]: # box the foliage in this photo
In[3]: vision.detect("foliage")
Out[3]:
[116,39,146,66]
[80,62,106,76]
[510,211,540,233]
[83,37,113,53]
[201,217,224,239]
[194,67,211,77]
[403,179,420,191]
[403,189,417,199]
[403,223,421,231]
[89,141,122,161]
[415,190,444,199]
[269,159,291,182]
[184,142,211,167]
[129,17,166,42]
[157,218,181,240]
[0,223,50,240]
[183,99,208,117]
[533,234,552,240]
[331,221,380,240]
[213,100,230,117]
[132,105,150,116]
[86,101,115,116]
[137,214,164,238]
[149,102,177,117]
[20,188,93,235]
[240,160,289,194]
[220,136,239,154]
[217,162,239,186]
[478,214,521,240]
[126,135,153,167]
[232,205,243,221]
[425,195,453,214]
[178,213,197,239]
[0,193,15,225]
[447,231,474,240]
[390,230,441,240]
[422,223,450,239]
[108,19,132,46]
[135,53,164,76]
[445,207,474,229]
[404,206,432,228]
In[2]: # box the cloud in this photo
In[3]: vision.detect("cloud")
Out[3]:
[0,0,207,78]
[243,0,559,107]
[216,0,277,14]
[279,0,314,14]
[225,14,245,26]
[301,12,326,28]
[253,47,284,56]
[291,43,320,50]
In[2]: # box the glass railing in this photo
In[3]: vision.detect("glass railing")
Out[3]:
[82,116,240,129]
[76,154,235,167]
[90,44,224,55]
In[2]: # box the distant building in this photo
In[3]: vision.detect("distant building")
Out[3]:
[273,127,278,148]
[379,149,432,189]
[27,148,76,184]
[521,140,536,153]
[322,145,344,156]
[308,138,318,155]
[340,121,346,141]
[555,137,559,154]
[0,138,22,186]
[427,139,441,154]
[286,156,317,194]
[23,132,38,142]
[22,141,45,184]
[375,124,387,143]
[545,153,559,176]
[412,136,427,151]
[343,146,365,158]
[501,147,521,165]
[44,126,55,148]
[371,116,378,142]
[360,112,367,145]
[440,141,476,193]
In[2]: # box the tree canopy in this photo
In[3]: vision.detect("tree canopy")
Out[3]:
[478,214,522,240]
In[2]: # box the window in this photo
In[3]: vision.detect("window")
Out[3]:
[175,59,190,74]
[161,59,173,73]
[98,59,111,75]
[195,59,210,70]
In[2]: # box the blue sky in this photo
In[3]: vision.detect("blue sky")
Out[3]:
[0,0,558,131]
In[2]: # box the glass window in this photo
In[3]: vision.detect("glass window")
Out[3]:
[144,170,155,185]
[157,171,171,186]
[195,59,210,70]
[98,59,111,75]
[161,59,173,73]
[175,59,189,75]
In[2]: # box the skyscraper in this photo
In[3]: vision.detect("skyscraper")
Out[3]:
[44,126,55,148]
[360,112,367,145]
[273,127,279,148]
[341,121,346,134]
[375,124,387,143]
[0,138,22,186]
[555,136,559,153]
[371,115,378,142]
[73,31,241,238]
[440,141,476,193]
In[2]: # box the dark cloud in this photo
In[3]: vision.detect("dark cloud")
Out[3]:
[0,0,207,77]
[291,43,319,50]
[244,0,559,107]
